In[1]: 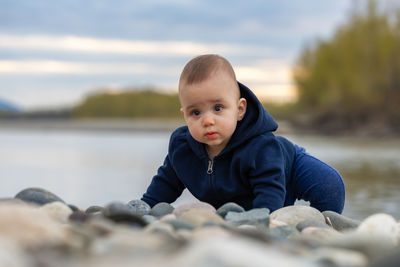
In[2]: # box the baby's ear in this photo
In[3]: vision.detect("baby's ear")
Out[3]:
[180,107,184,116]
[237,98,247,121]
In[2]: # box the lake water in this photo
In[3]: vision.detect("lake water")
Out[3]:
[1,125,399,221]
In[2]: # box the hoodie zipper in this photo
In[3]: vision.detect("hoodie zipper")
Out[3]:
[207,158,219,196]
[207,159,213,174]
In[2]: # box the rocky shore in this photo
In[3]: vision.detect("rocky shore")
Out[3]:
[1,187,399,267]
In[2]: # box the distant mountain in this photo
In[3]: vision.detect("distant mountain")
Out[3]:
[0,99,21,113]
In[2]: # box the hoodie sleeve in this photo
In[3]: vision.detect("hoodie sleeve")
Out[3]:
[247,136,286,212]
[141,154,185,207]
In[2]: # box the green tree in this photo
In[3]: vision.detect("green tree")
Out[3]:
[73,89,181,118]
[293,0,400,130]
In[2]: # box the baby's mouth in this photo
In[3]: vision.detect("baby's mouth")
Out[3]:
[205,132,217,139]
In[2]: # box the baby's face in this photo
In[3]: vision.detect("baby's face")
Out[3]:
[179,69,246,158]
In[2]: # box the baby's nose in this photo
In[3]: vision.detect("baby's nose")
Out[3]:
[202,113,215,126]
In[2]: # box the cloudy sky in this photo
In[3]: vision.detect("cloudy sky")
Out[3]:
[0,0,378,110]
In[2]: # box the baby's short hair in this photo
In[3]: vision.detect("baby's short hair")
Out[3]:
[179,54,237,90]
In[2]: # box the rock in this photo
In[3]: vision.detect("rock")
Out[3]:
[0,202,67,246]
[216,202,245,218]
[85,205,104,214]
[190,226,232,241]
[296,219,330,232]
[69,210,92,223]
[89,225,184,261]
[270,206,325,226]
[0,198,26,205]
[269,225,300,239]
[300,227,341,242]
[14,187,65,206]
[102,201,147,227]
[202,221,223,228]
[324,231,396,261]
[356,213,398,246]
[171,234,315,267]
[310,247,368,267]
[230,224,272,243]
[126,199,151,216]
[178,209,224,228]
[225,208,270,228]
[145,221,175,235]
[163,218,196,231]
[322,210,360,231]
[173,202,216,217]
[0,237,34,267]
[39,201,73,223]
[269,219,288,228]
[85,217,115,236]
[160,213,177,221]
[67,204,80,212]
[102,202,130,216]
[142,214,157,224]
[150,202,174,218]
[237,224,258,231]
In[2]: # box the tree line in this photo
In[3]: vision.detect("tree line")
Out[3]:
[73,89,182,118]
[293,0,400,133]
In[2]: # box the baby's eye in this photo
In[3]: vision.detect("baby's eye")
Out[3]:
[191,110,200,116]
[214,105,223,112]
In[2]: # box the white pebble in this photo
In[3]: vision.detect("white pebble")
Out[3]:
[40,202,72,223]
[357,213,398,246]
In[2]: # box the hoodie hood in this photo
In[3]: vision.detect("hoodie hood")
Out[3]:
[186,82,278,158]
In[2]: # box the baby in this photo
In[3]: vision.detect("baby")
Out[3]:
[141,54,345,213]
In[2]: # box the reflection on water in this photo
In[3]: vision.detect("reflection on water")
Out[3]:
[0,128,399,220]
[341,166,400,220]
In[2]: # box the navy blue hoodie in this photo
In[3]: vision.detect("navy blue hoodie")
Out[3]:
[141,82,296,212]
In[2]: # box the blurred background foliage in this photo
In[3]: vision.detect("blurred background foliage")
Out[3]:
[73,89,181,118]
[293,0,400,133]
[71,88,296,121]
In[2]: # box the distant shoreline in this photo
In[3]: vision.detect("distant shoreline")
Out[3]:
[0,118,295,135]
[0,118,185,133]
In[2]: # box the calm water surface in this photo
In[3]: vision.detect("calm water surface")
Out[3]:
[1,127,399,221]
